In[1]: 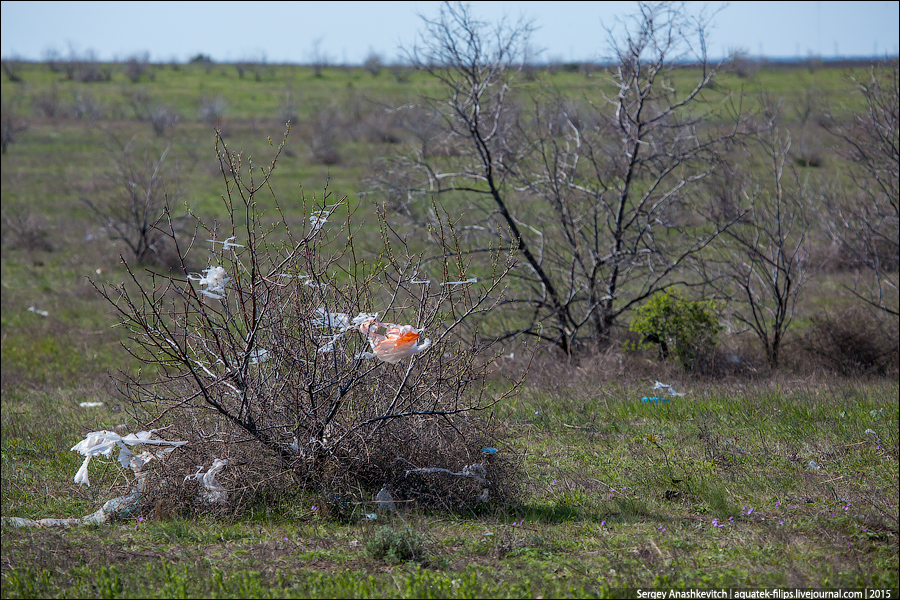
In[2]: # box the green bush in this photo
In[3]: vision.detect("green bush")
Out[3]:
[365,526,428,564]
[628,291,723,371]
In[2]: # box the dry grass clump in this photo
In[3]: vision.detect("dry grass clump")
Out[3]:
[803,308,899,377]
[132,409,520,519]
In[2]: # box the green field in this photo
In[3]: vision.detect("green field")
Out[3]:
[1,50,898,598]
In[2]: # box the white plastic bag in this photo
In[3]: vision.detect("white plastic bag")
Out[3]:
[184,458,228,504]
[71,430,187,487]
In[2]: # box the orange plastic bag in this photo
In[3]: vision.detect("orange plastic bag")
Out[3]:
[358,320,432,363]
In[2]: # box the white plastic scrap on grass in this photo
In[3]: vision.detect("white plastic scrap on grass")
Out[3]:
[71,430,188,487]
[184,458,228,504]
[28,306,50,317]
[651,381,685,397]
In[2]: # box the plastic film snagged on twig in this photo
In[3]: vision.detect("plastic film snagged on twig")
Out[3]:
[357,320,432,363]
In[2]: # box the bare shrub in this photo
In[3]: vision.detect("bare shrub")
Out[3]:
[80,135,183,267]
[822,62,899,317]
[363,51,384,77]
[147,104,179,136]
[1,91,28,154]
[803,308,899,377]
[308,102,344,165]
[128,90,179,135]
[390,64,412,84]
[2,57,25,82]
[93,126,522,516]
[43,47,63,73]
[124,52,151,83]
[199,95,226,125]
[71,92,104,122]
[32,85,62,118]
[2,207,53,252]
[708,100,823,368]
[277,86,299,125]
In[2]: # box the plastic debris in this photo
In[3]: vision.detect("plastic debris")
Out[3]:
[375,484,396,513]
[71,429,187,487]
[207,236,244,251]
[27,306,49,317]
[184,458,228,504]
[2,491,143,528]
[439,277,477,286]
[309,210,329,233]
[246,348,270,365]
[482,447,498,454]
[188,265,230,299]
[651,381,685,397]
[357,319,432,363]
[79,402,104,408]
[642,396,669,404]
[403,462,487,485]
[807,460,821,470]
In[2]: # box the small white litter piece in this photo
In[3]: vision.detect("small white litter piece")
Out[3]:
[651,381,685,397]
[79,402,105,408]
[27,306,49,317]
[184,458,228,504]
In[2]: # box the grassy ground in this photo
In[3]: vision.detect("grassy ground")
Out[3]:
[2,59,898,597]
[2,373,897,597]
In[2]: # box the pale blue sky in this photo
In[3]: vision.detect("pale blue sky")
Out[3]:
[1,1,898,64]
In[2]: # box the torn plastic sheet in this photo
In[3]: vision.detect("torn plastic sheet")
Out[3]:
[356,319,431,363]
[375,484,396,513]
[71,430,187,487]
[188,265,230,299]
[651,381,685,397]
[184,458,228,504]
[439,277,477,286]
[403,462,487,485]
[207,236,244,251]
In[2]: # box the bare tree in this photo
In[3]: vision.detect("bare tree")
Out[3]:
[309,38,330,77]
[376,1,742,354]
[711,102,820,368]
[823,62,899,317]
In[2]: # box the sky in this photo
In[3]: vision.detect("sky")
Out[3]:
[1,1,898,65]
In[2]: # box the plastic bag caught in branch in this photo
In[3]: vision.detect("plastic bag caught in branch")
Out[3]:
[357,319,432,363]
[184,458,228,504]
[71,430,187,487]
